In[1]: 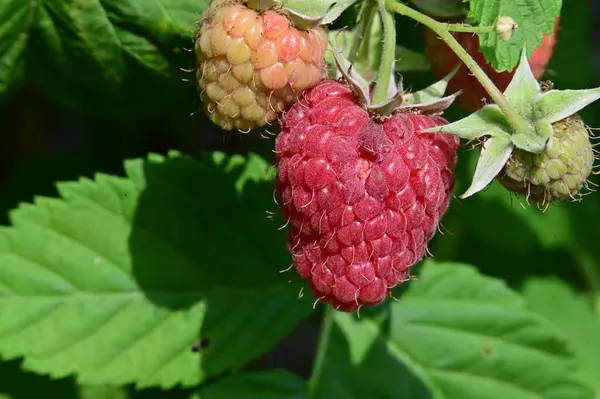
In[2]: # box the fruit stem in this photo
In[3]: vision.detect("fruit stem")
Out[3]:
[348,0,377,64]
[307,306,334,398]
[372,0,396,105]
[443,23,495,33]
[385,0,531,134]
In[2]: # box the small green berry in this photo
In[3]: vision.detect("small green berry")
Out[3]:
[498,114,595,204]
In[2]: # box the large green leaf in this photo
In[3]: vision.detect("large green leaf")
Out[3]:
[0,151,312,388]
[468,0,562,71]
[0,0,31,98]
[311,261,593,399]
[193,370,306,399]
[25,0,208,119]
[523,278,600,398]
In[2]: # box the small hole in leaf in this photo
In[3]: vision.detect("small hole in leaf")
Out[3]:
[191,337,210,353]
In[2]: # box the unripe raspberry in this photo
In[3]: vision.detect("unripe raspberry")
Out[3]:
[498,114,595,203]
[195,0,327,131]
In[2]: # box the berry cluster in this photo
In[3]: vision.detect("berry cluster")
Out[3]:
[194,0,598,311]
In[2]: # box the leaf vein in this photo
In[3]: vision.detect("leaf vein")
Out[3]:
[37,297,135,359]
[95,310,187,371]
[404,320,566,360]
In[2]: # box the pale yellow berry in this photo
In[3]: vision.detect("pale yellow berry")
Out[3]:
[194,0,327,132]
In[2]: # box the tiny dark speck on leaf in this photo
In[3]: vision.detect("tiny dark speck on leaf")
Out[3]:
[483,345,495,357]
[74,2,83,10]
[191,337,210,353]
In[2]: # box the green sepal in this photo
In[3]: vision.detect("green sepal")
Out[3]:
[503,46,541,121]
[422,44,600,198]
[511,119,552,153]
[368,75,406,116]
[422,105,512,141]
[397,93,460,115]
[283,0,360,25]
[535,88,600,124]
[392,65,460,115]
[332,38,371,106]
[403,65,459,106]
[461,137,514,199]
[243,0,282,11]
[280,2,336,29]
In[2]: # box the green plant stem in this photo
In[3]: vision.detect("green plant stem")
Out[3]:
[348,0,377,64]
[443,23,495,33]
[307,306,334,398]
[385,0,530,134]
[372,0,396,105]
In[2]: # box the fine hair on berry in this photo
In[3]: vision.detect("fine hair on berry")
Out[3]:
[275,79,460,311]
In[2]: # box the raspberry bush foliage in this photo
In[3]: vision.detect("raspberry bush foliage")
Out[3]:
[1,0,600,398]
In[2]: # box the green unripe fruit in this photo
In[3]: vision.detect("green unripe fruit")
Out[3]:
[498,114,594,204]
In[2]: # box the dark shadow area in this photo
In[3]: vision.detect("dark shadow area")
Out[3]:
[437,194,584,289]
[128,153,296,307]
[247,309,323,379]
[0,359,77,399]
[128,152,313,382]
[0,358,192,399]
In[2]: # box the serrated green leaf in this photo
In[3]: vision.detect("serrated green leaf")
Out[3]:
[26,0,208,120]
[523,278,600,398]
[193,370,306,399]
[0,151,312,389]
[312,261,593,399]
[468,0,562,71]
[0,0,31,98]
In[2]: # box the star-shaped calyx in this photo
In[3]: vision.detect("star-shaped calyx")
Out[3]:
[332,37,461,117]
[422,46,600,201]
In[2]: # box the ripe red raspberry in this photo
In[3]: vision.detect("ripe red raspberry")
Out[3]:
[275,79,459,311]
[195,0,327,131]
[425,18,559,112]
